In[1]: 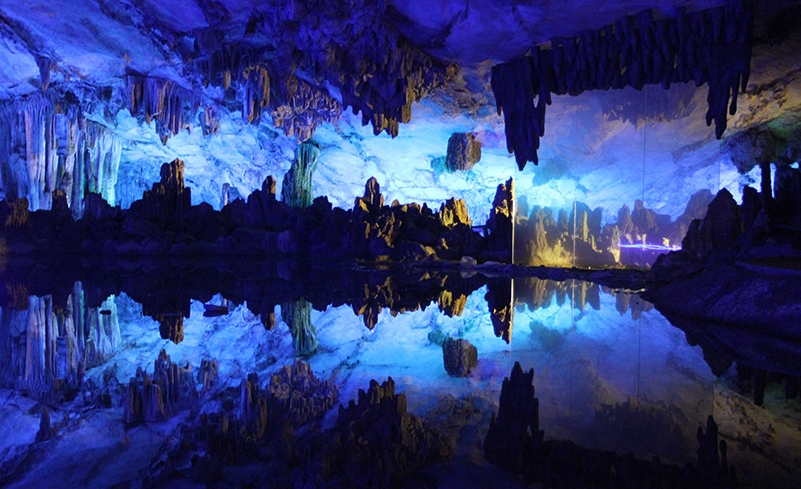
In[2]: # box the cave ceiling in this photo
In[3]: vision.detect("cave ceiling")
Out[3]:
[1,0,800,206]
[0,1,765,134]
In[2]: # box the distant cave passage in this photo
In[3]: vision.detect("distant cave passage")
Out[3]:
[492,2,753,170]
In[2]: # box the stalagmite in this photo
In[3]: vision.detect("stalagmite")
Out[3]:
[281,140,320,209]
[123,349,196,425]
[35,407,54,442]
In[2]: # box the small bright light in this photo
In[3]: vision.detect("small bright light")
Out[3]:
[617,243,681,251]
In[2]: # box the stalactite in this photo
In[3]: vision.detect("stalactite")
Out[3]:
[84,122,122,206]
[125,74,194,140]
[200,105,220,136]
[23,95,56,210]
[492,1,753,168]
[36,56,51,92]
[242,65,270,124]
[271,78,341,142]
[0,95,119,216]
[0,102,29,202]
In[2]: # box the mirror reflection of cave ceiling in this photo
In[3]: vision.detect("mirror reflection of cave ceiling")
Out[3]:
[1,0,799,220]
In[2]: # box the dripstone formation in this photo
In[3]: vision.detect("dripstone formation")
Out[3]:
[0,159,484,263]
[129,359,449,489]
[492,3,753,168]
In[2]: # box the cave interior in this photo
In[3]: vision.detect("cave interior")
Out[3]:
[1,0,800,488]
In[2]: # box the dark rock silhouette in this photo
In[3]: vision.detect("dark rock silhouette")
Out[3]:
[304,376,450,488]
[484,362,542,476]
[649,166,801,329]
[485,362,738,488]
[35,407,54,442]
[484,178,514,261]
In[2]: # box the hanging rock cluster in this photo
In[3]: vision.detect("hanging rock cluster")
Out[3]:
[484,362,738,488]
[492,2,753,169]
[125,74,198,143]
[259,0,454,138]
[167,0,452,144]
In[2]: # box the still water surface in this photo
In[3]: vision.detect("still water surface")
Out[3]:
[0,265,798,488]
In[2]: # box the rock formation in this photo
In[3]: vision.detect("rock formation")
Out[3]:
[485,280,514,343]
[123,349,196,425]
[441,337,478,377]
[281,298,318,357]
[0,284,120,402]
[492,3,753,168]
[0,94,122,217]
[35,407,54,442]
[484,178,515,261]
[649,165,801,328]
[129,158,191,233]
[444,132,482,172]
[281,140,320,209]
[304,377,450,488]
[484,362,542,475]
[485,362,738,488]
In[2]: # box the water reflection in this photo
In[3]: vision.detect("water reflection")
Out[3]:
[0,261,799,488]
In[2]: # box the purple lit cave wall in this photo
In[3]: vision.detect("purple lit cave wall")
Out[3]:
[2,1,801,488]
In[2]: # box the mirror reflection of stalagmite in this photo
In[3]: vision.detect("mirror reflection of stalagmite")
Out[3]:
[281,298,318,357]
